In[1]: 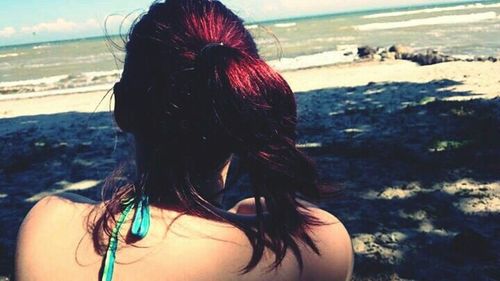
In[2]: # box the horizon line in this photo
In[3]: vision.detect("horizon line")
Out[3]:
[0,0,491,48]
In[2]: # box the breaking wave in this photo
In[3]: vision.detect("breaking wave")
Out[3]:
[355,12,497,31]
[363,3,500,19]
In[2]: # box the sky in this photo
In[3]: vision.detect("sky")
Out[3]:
[0,0,485,46]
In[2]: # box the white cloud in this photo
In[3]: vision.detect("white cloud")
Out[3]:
[21,18,76,33]
[0,27,16,38]
[84,19,100,29]
[20,18,100,34]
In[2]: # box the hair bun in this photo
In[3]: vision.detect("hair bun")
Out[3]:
[200,42,225,54]
[196,42,230,64]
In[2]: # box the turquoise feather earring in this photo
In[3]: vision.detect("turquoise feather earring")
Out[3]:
[100,194,151,281]
[131,195,151,239]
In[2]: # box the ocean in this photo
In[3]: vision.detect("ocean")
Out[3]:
[1,0,500,97]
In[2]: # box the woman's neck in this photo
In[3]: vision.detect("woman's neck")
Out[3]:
[135,138,232,207]
[194,157,231,206]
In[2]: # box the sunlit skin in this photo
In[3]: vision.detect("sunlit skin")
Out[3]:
[16,160,353,281]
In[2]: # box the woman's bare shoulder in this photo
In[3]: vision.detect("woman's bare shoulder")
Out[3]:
[300,207,354,281]
[18,193,96,230]
[18,193,96,239]
[16,193,96,279]
[229,198,354,281]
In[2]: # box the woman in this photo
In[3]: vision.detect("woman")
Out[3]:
[15,0,353,280]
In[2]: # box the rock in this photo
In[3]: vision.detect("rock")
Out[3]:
[381,51,396,60]
[373,54,382,61]
[415,53,431,65]
[444,56,457,62]
[399,53,410,60]
[389,44,413,55]
[358,46,377,59]
[487,56,498,62]
[403,49,458,66]
[376,47,387,55]
[475,56,486,62]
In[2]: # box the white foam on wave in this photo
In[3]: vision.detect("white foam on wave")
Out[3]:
[0,84,113,101]
[255,38,278,45]
[274,22,297,28]
[268,48,357,71]
[308,36,356,43]
[245,24,258,30]
[0,75,69,88]
[73,53,115,64]
[0,53,20,58]
[355,12,497,31]
[335,36,356,41]
[363,3,500,19]
[82,69,122,79]
[24,62,63,69]
[32,44,51,50]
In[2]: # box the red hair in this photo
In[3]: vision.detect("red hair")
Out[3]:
[98,0,325,274]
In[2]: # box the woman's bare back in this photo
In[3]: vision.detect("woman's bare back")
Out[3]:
[16,194,353,281]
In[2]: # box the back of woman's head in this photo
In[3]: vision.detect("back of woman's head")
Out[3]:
[109,0,324,274]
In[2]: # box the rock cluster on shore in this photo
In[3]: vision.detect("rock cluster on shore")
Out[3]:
[357,44,499,66]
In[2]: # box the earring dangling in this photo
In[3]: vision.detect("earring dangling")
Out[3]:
[131,194,150,239]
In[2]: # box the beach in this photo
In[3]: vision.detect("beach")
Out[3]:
[1,59,499,280]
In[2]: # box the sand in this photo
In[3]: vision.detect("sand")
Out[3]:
[1,60,499,280]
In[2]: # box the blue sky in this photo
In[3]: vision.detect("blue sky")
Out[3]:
[0,0,484,46]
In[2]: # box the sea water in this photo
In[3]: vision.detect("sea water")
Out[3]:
[1,0,500,97]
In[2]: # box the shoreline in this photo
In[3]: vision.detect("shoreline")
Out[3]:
[2,59,499,119]
[2,44,500,102]
[0,84,113,102]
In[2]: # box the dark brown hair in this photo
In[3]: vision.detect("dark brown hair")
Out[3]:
[94,0,326,274]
